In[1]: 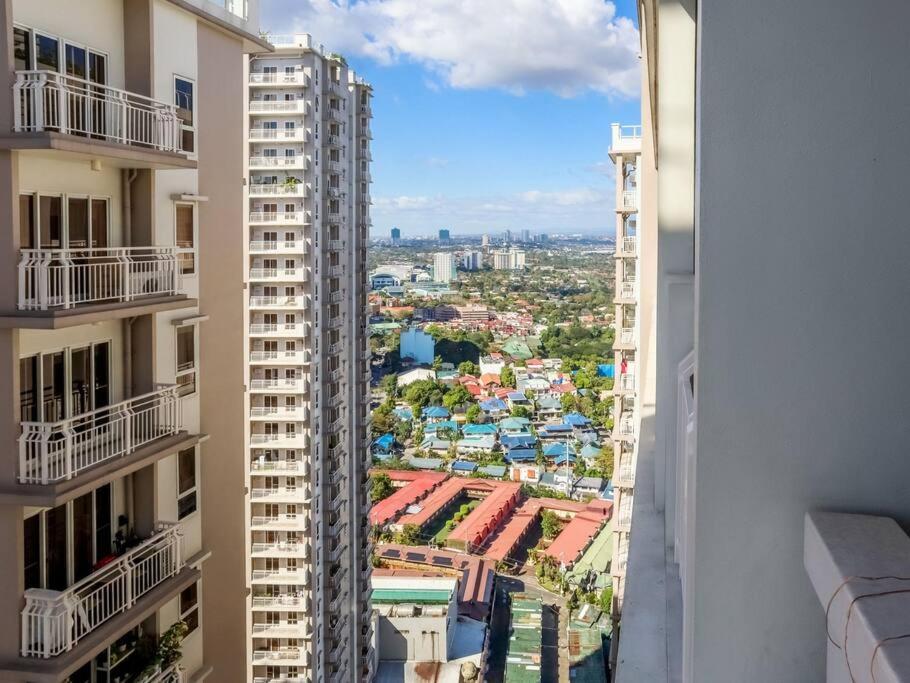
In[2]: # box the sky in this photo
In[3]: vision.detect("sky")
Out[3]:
[259,0,642,237]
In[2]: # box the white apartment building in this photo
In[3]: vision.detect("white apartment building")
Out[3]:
[432,252,455,283]
[492,247,526,271]
[612,1,910,682]
[0,1,263,682]
[609,124,641,634]
[244,34,374,683]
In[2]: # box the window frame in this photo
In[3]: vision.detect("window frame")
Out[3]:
[176,446,198,520]
[173,74,197,158]
[180,581,200,635]
[174,201,197,276]
[175,324,198,398]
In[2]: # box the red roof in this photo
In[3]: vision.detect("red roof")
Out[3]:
[494,387,515,399]
[479,373,502,387]
[446,482,522,550]
[526,358,544,367]
[550,382,577,394]
[459,375,479,384]
[369,472,448,526]
[542,512,608,568]
[465,384,483,397]
[396,477,468,528]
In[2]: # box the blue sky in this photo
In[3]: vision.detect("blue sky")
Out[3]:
[260,0,642,237]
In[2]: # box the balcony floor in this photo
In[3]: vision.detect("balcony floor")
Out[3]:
[0,132,196,170]
[0,566,200,683]
[0,295,197,330]
[0,431,204,507]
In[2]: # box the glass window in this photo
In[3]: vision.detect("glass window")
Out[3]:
[23,514,40,590]
[39,195,62,248]
[175,203,195,274]
[14,27,31,71]
[91,199,108,248]
[177,447,197,519]
[18,194,34,250]
[180,582,199,634]
[67,197,89,249]
[174,77,195,153]
[35,34,59,72]
[176,325,197,397]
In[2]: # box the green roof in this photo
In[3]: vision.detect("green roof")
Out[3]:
[371,322,402,332]
[505,594,543,682]
[567,620,607,683]
[371,588,452,604]
[568,520,614,585]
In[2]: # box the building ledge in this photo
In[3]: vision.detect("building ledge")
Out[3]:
[0,132,196,170]
[614,415,682,683]
[0,431,204,507]
[0,295,198,329]
[0,567,200,683]
[805,511,910,682]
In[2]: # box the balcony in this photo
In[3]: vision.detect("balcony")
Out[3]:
[615,492,634,531]
[250,541,310,558]
[615,453,636,488]
[609,123,642,159]
[249,239,305,255]
[250,514,308,531]
[250,406,307,421]
[249,127,308,143]
[249,211,308,226]
[249,267,307,283]
[357,148,372,161]
[615,372,637,395]
[616,236,637,257]
[325,160,343,174]
[249,377,307,392]
[251,648,308,666]
[616,279,637,304]
[249,322,307,337]
[619,190,638,212]
[250,487,312,505]
[249,295,304,309]
[20,524,191,660]
[249,71,309,87]
[324,107,345,123]
[250,459,306,475]
[617,413,636,442]
[251,568,310,585]
[614,327,637,351]
[327,80,347,98]
[328,265,344,277]
[11,386,197,505]
[8,248,191,328]
[251,594,310,610]
[251,622,310,638]
[326,134,344,148]
[249,182,306,198]
[249,350,309,365]
[249,100,307,115]
[9,71,190,169]
[249,155,306,171]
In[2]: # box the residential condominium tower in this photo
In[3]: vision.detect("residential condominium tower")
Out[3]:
[245,34,375,683]
[0,1,264,682]
[433,252,455,283]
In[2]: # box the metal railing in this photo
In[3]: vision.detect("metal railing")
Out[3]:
[19,386,180,485]
[249,156,305,168]
[249,295,301,307]
[249,267,305,281]
[249,72,307,86]
[249,211,307,224]
[137,662,185,683]
[249,100,306,114]
[249,323,306,336]
[13,71,183,153]
[621,190,637,210]
[249,127,307,141]
[18,247,181,311]
[619,280,637,300]
[249,378,306,391]
[621,236,637,255]
[618,373,636,391]
[21,523,183,658]
[249,240,302,252]
[249,182,306,196]
[249,350,309,363]
[619,327,636,345]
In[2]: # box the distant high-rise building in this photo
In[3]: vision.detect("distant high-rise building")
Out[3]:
[503,229,512,243]
[433,252,457,282]
[537,233,549,243]
[492,248,526,270]
[520,229,531,242]
[461,251,483,271]
[482,233,491,248]
[438,228,451,243]
[391,227,401,244]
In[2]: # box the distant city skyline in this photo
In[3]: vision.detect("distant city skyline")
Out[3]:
[260,0,641,236]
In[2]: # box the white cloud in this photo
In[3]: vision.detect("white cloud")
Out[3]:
[275,0,640,97]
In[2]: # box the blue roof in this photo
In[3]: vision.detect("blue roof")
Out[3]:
[425,420,458,433]
[544,442,577,458]
[479,398,508,412]
[553,454,578,465]
[392,407,414,421]
[501,434,538,449]
[498,417,531,431]
[422,406,451,419]
[507,391,529,401]
[563,412,592,427]
[536,396,562,410]
[372,433,394,451]
[479,465,507,477]
[540,424,573,434]
[451,460,478,472]
[504,448,538,462]
[461,423,498,435]
[580,443,602,458]
[597,364,615,378]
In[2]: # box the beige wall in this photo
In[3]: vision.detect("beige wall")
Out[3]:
[196,21,248,683]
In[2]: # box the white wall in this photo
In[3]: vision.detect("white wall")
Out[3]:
[690,0,910,680]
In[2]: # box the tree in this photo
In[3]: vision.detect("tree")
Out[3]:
[500,366,515,388]
[560,393,577,413]
[380,374,398,398]
[599,586,614,614]
[403,379,446,412]
[597,443,614,480]
[443,384,472,411]
[465,404,481,424]
[458,360,478,376]
[541,509,561,539]
[371,403,396,437]
[370,472,394,503]
[398,524,423,545]
[393,419,412,444]
[511,405,531,418]
[432,355,443,371]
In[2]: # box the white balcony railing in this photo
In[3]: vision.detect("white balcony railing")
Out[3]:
[249,350,309,364]
[619,415,635,438]
[249,240,303,253]
[249,378,306,391]
[249,100,306,114]
[619,327,636,345]
[621,236,637,255]
[18,247,181,311]
[12,71,182,154]
[619,280,637,301]
[249,295,301,308]
[250,460,304,473]
[249,182,306,197]
[621,190,637,211]
[249,72,308,86]
[137,663,185,683]
[249,128,307,142]
[21,523,183,658]
[249,156,306,169]
[249,323,306,337]
[249,267,305,281]
[618,373,637,392]
[249,211,307,225]
[19,386,180,485]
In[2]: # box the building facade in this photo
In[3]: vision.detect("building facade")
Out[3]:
[245,34,374,683]
[432,252,455,283]
[0,1,262,681]
[492,248,526,271]
[390,227,400,245]
[461,250,482,271]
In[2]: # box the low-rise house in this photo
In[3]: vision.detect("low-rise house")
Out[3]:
[479,397,509,419]
[456,435,497,455]
[504,447,538,463]
[506,391,532,411]
[579,442,603,468]
[422,405,451,423]
[498,416,532,434]
[424,419,459,435]
[419,438,452,455]
[479,373,502,390]
[518,376,551,398]
[405,456,446,470]
[538,423,574,440]
[451,460,479,476]
[398,367,437,386]
[372,433,396,458]
[393,406,414,422]
[535,395,563,422]
[478,465,507,479]
[437,369,459,385]
[550,380,577,396]
[544,442,577,461]
[500,433,537,450]
[461,423,498,437]
[563,412,592,429]
[573,476,606,498]
[479,353,506,376]
[509,463,543,483]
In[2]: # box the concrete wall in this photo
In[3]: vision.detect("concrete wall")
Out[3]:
[690,0,910,680]
[196,19,248,683]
